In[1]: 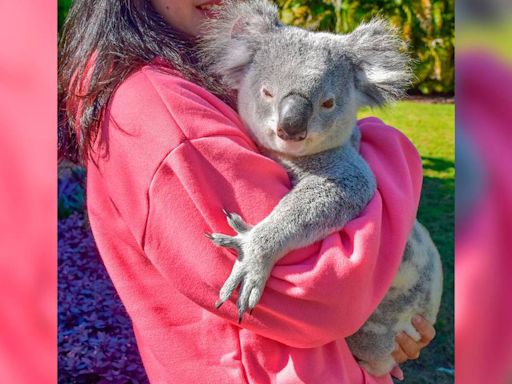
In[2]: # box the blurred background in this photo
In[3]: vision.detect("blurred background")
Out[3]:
[0,2,56,384]
[56,0,454,383]
[457,0,512,383]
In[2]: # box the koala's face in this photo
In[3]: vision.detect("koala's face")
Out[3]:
[200,1,411,157]
[237,29,360,156]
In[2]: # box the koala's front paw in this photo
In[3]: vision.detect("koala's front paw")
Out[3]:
[206,210,273,322]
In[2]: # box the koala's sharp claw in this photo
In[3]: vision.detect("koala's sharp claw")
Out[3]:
[249,308,254,316]
[225,212,252,234]
[215,300,224,309]
[222,208,232,219]
[213,221,272,323]
[204,232,213,240]
[208,233,241,250]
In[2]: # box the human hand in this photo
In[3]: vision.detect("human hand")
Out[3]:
[390,315,436,381]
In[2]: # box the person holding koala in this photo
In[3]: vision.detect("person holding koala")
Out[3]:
[59,0,436,383]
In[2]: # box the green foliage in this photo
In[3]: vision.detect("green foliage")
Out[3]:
[275,0,454,95]
[58,0,72,32]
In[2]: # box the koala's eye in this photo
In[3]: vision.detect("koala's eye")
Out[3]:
[261,87,274,99]
[321,98,335,109]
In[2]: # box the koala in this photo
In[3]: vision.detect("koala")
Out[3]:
[200,0,443,377]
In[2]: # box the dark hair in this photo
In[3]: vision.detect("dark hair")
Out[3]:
[58,0,232,163]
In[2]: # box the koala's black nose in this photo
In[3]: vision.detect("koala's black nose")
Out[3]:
[277,93,313,141]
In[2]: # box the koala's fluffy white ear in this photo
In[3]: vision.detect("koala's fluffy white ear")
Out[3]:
[342,19,413,107]
[198,0,280,89]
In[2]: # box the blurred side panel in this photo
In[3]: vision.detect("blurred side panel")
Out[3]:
[0,1,57,383]
[456,0,512,382]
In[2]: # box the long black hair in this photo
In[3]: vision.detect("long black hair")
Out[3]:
[58,0,231,163]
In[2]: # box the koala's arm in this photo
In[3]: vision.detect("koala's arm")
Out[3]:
[247,152,376,264]
[209,146,378,317]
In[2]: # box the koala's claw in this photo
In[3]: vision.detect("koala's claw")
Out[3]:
[207,210,252,254]
[222,209,252,233]
[216,258,268,321]
[208,210,270,320]
[208,232,241,250]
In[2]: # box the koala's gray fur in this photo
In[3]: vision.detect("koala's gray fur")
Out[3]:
[200,0,442,377]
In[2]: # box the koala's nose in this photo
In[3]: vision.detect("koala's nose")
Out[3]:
[277,93,313,141]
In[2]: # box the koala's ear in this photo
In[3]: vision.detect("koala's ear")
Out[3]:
[341,19,413,107]
[198,0,280,89]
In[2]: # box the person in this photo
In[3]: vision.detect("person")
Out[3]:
[58,1,436,383]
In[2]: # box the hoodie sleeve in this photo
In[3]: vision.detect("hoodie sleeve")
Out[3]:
[103,67,423,349]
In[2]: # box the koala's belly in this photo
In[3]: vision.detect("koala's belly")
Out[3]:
[345,221,443,376]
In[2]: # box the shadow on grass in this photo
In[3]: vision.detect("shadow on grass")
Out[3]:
[421,156,455,173]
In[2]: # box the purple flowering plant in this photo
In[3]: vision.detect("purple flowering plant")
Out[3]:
[58,164,148,383]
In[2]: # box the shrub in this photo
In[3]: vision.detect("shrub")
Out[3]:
[276,0,454,95]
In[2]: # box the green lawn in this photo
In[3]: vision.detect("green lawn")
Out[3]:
[358,101,455,384]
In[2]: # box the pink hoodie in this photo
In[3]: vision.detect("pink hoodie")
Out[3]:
[86,65,422,383]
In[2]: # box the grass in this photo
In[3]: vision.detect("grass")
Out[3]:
[358,101,455,384]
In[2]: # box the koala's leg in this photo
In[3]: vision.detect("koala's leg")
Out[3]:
[346,320,398,377]
[208,156,376,319]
